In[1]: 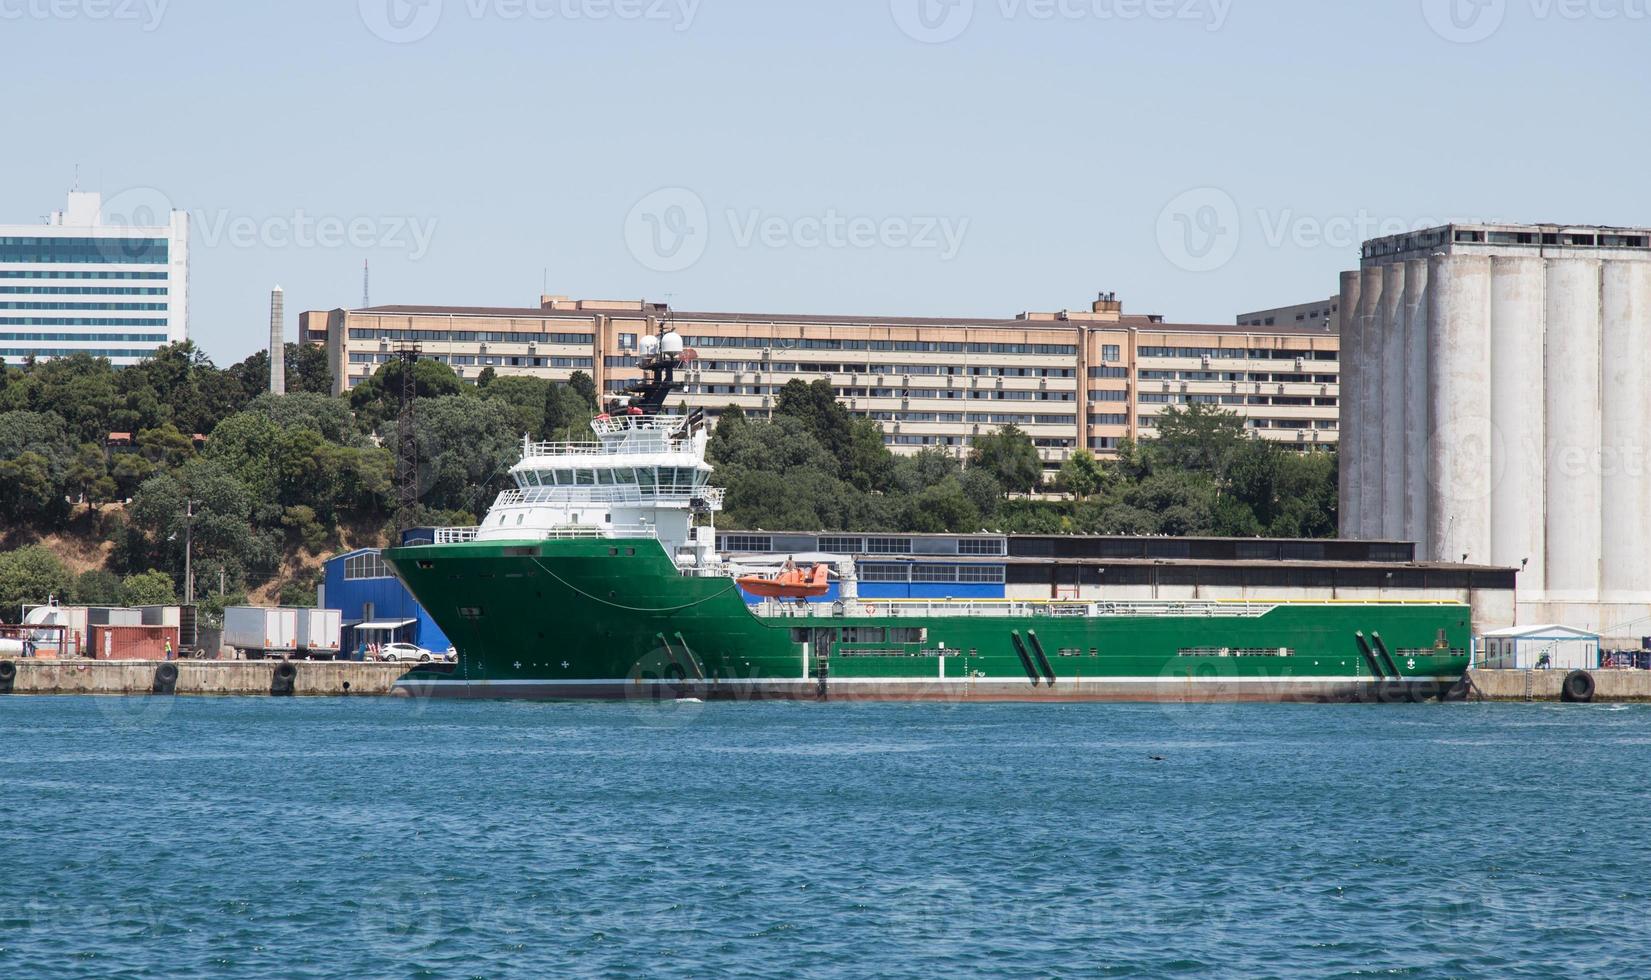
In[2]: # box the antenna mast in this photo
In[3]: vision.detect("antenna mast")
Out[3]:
[362,259,370,309]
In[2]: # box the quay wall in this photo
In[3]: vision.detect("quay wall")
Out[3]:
[0,660,407,696]
[1468,668,1651,702]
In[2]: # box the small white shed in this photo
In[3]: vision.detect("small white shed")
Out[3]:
[1480,624,1600,670]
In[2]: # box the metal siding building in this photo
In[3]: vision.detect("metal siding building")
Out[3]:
[321,547,452,654]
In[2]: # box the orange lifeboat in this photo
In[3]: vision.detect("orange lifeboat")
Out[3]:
[737,563,831,599]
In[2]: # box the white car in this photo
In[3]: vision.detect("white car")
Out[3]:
[379,642,434,663]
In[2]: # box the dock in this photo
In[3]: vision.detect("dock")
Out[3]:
[0,660,409,697]
[1466,668,1651,702]
[2,661,1648,702]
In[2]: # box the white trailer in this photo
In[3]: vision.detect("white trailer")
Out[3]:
[223,607,300,659]
[295,608,342,659]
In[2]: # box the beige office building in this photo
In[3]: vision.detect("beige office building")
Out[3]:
[316,294,1339,471]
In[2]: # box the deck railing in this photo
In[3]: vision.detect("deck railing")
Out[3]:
[749,597,1462,618]
[491,486,725,508]
[432,524,660,544]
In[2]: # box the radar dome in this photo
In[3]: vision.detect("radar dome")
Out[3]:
[639,335,660,357]
[661,332,684,355]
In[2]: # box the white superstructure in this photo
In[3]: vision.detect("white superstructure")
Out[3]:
[438,331,726,572]
[1342,223,1651,643]
[0,190,189,366]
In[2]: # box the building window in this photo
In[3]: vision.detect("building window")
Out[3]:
[859,563,910,582]
[912,565,958,583]
[957,538,1004,556]
[819,536,863,553]
[344,552,391,580]
[722,534,773,552]
[1101,344,1121,362]
[865,536,913,554]
[957,565,1005,583]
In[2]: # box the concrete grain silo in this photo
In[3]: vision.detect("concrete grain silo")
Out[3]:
[1343,224,1651,645]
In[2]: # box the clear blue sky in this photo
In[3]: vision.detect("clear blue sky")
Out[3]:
[4,0,1646,363]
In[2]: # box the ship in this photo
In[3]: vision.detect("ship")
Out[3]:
[383,330,1471,702]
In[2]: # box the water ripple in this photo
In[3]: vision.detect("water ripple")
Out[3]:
[0,698,1647,977]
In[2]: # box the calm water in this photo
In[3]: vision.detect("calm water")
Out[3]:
[1,697,1648,978]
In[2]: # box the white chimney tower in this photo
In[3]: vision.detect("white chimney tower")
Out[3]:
[269,285,286,395]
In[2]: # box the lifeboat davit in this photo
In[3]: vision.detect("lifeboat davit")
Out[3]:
[737,563,831,599]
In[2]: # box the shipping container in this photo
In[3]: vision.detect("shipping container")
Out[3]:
[89,624,180,660]
[295,608,342,657]
[223,606,300,657]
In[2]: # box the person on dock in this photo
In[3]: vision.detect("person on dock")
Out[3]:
[164,638,173,660]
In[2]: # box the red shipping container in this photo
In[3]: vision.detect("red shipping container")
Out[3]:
[89,624,181,661]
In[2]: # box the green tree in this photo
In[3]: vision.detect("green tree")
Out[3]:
[136,423,196,469]
[120,569,178,605]
[278,571,319,607]
[968,425,1043,494]
[0,411,74,526]
[281,504,331,553]
[901,478,982,533]
[476,366,497,389]
[843,418,898,492]
[392,396,524,514]
[128,458,279,595]
[71,568,124,605]
[1058,448,1105,504]
[348,358,466,429]
[245,391,363,446]
[481,375,553,438]
[67,442,115,513]
[1151,402,1250,478]
[567,370,597,410]
[0,546,73,620]
[775,379,854,468]
[542,382,595,440]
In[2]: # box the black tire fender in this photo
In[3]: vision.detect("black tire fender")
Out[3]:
[1561,670,1596,704]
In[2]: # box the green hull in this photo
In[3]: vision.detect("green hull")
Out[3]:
[382,538,1472,702]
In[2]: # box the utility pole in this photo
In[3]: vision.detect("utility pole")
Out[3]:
[183,498,196,604]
